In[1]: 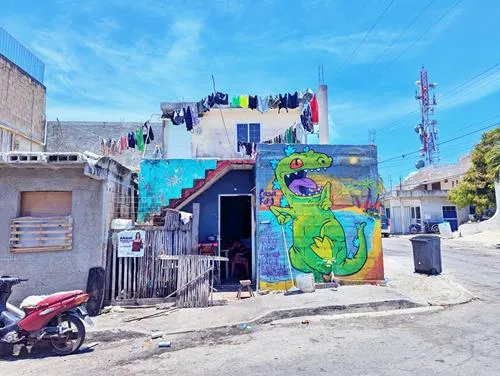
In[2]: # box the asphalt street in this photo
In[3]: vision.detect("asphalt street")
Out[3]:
[2,237,500,376]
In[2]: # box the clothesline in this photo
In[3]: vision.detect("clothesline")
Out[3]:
[262,119,308,145]
[99,121,157,157]
[161,88,319,134]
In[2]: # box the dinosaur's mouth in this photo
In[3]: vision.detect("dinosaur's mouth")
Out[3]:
[284,170,321,196]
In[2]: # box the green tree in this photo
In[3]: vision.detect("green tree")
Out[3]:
[448,128,500,215]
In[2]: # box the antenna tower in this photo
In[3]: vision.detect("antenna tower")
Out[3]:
[414,65,438,169]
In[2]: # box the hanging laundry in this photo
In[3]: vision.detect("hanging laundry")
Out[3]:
[173,109,185,125]
[248,95,258,110]
[251,143,257,159]
[207,93,216,107]
[185,106,194,131]
[239,95,249,108]
[278,93,288,113]
[162,110,174,121]
[120,135,128,151]
[191,106,200,126]
[214,92,229,105]
[303,88,314,102]
[296,122,304,143]
[268,95,280,109]
[287,92,299,109]
[310,94,319,123]
[135,128,144,151]
[300,103,314,133]
[105,139,112,155]
[100,138,106,154]
[128,132,136,149]
[257,96,269,113]
[197,99,209,113]
[237,142,246,157]
[153,145,163,159]
[143,121,154,144]
[244,142,253,156]
[231,95,240,108]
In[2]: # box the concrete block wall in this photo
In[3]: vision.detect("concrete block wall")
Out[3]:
[0,55,46,151]
[46,121,164,171]
[0,167,104,304]
[256,144,384,290]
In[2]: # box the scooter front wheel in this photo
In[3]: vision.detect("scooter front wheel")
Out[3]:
[50,314,86,356]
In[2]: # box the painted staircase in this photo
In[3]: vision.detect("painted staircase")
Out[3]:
[152,159,254,225]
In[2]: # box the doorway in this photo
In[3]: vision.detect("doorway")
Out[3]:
[218,195,254,284]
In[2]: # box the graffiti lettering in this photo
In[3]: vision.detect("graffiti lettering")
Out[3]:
[259,189,276,207]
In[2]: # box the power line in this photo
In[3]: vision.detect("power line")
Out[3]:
[336,0,437,105]
[376,0,464,79]
[211,74,231,145]
[377,62,500,135]
[336,0,395,75]
[378,120,499,164]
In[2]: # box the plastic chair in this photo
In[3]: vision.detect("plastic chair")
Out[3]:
[231,253,249,279]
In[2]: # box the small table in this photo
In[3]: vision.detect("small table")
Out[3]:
[199,242,218,256]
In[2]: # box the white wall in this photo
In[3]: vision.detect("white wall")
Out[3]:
[190,107,302,158]
[383,195,469,234]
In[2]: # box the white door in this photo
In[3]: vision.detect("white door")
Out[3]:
[392,207,401,233]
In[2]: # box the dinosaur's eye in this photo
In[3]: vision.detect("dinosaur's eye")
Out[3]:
[290,158,304,169]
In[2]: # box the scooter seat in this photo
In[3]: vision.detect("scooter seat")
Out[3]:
[20,290,84,309]
[20,295,47,309]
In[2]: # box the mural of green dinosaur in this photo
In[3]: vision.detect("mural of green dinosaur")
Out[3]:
[269,146,368,282]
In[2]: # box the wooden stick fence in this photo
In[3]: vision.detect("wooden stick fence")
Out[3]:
[108,207,199,302]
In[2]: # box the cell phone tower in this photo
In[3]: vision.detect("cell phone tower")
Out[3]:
[414,65,438,169]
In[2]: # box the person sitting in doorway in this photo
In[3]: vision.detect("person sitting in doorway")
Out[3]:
[228,240,250,279]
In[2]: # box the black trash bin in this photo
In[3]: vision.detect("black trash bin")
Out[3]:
[409,235,442,275]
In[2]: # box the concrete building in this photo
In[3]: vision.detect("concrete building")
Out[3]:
[0,151,134,304]
[160,85,330,159]
[382,155,472,234]
[137,85,385,289]
[0,27,46,152]
[45,121,164,171]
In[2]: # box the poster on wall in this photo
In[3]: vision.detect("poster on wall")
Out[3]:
[117,230,145,257]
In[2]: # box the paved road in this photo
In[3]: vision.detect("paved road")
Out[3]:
[384,236,500,301]
[2,237,500,375]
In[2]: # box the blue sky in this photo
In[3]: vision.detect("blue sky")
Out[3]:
[2,0,499,184]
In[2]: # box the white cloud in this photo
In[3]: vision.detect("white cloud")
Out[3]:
[280,30,424,64]
[440,70,500,110]
[330,96,415,128]
[20,15,207,120]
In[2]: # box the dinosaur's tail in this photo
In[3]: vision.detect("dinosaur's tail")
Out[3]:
[335,222,368,276]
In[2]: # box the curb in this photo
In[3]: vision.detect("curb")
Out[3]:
[88,298,421,341]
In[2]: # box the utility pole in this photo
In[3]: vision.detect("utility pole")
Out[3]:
[368,129,376,145]
[414,65,438,169]
[399,176,404,234]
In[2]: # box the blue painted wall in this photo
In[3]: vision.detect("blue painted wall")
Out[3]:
[183,170,254,243]
[138,159,218,222]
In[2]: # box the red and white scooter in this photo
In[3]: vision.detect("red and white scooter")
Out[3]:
[0,276,92,356]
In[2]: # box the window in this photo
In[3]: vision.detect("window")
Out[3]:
[20,191,72,216]
[236,123,261,145]
[385,208,390,219]
[431,182,441,190]
[10,192,73,253]
[410,206,421,223]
